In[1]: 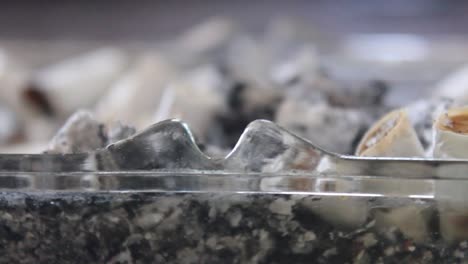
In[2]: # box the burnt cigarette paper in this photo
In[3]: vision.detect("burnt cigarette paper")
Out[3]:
[24,48,128,117]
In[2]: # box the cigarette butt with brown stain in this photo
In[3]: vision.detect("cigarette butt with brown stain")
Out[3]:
[433,106,468,242]
[433,107,468,158]
[356,109,430,243]
[23,48,128,118]
[356,110,424,157]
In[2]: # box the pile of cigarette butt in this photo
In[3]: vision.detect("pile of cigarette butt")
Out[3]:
[0,18,390,156]
[2,18,468,263]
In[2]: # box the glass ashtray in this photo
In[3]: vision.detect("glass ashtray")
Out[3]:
[0,117,466,264]
[0,170,466,263]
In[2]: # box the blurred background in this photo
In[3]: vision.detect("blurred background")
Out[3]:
[1,0,468,40]
[1,0,468,154]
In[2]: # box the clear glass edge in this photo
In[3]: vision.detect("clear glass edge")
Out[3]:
[0,169,456,200]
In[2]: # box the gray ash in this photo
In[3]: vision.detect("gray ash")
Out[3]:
[326,80,389,109]
[213,81,284,148]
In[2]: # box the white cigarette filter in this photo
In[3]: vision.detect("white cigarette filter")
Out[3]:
[153,65,225,141]
[24,48,128,117]
[0,104,20,145]
[0,50,33,120]
[94,54,175,129]
[356,110,425,157]
[433,64,468,105]
[432,106,468,242]
[175,18,236,55]
[356,109,431,242]
[0,49,27,102]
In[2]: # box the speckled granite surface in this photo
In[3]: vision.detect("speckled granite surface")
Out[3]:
[0,191,466,264]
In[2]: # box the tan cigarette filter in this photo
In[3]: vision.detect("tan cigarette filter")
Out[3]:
[433,106,468,242]
[433,107,468,158]
[357,109,430,242]
[356,110,424,157]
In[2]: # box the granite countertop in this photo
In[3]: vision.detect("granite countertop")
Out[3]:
[0,190,466,264]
